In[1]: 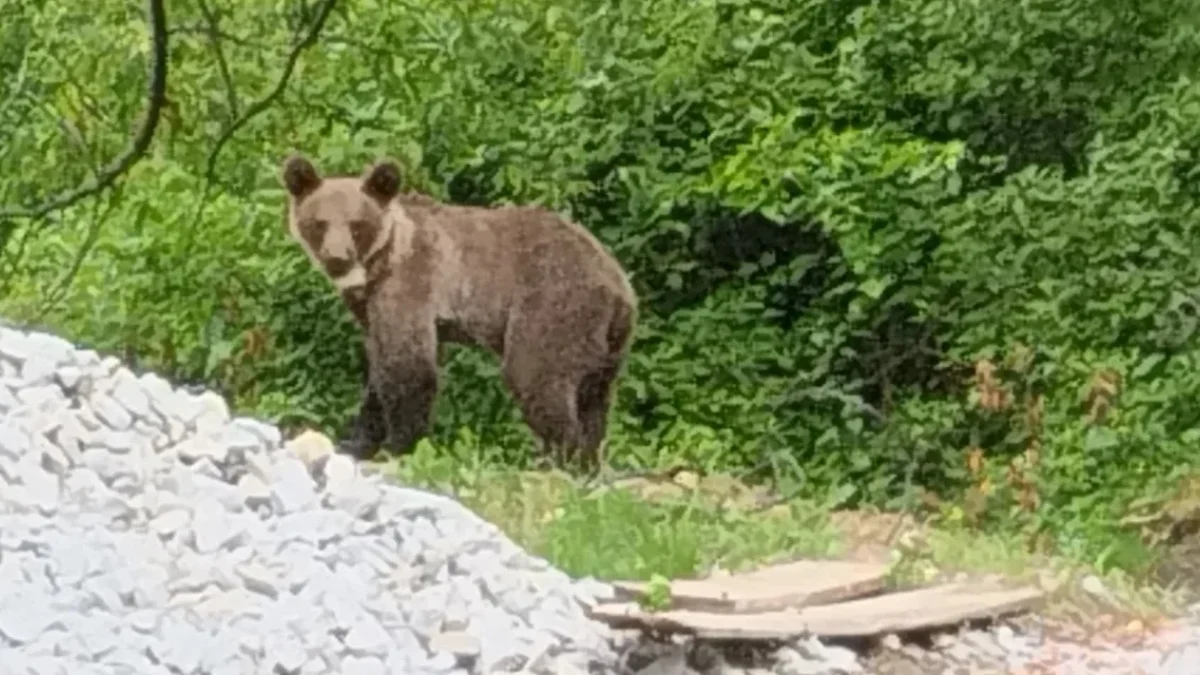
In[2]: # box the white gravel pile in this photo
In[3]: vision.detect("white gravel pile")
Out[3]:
[0,324,624,675]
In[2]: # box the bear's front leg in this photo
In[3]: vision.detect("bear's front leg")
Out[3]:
[337,383,389,460]
[333,290,385,459]
[334,338,388,460]
[365,290,440,456]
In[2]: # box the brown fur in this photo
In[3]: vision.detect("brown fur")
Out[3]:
[280,154,638,470]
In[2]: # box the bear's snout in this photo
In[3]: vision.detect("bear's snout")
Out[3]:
[324,256,354,278]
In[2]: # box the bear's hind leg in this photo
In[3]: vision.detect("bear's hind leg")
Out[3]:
[502,289,632,472]
[576,298,634,473]
[576,363,619,473]
[508,369,582,468]
[501,347,585,469]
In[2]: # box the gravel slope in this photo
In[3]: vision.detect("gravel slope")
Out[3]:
[0,325,623,674]
[0,322,1197,675]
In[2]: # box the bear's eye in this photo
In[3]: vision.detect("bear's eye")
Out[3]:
[307,219,329,238]
[349,219,375,252]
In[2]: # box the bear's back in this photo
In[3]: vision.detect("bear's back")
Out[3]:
[401,199,634,305]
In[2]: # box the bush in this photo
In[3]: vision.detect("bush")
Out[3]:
[4,0,1200,569]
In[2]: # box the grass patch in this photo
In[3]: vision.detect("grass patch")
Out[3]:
[368,441,1192,628]
[884,518,1191,628]
[379,442,840,580]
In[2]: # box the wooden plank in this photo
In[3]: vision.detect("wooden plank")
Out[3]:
[610,559,889,613]
[588,581,1045,640]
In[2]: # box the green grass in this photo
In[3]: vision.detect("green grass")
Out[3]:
[383,441,842,580]
[370,439,1193,628]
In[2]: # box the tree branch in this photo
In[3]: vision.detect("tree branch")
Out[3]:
[0,37,36,124]
[0,0,168,222]
[36,186,123,317]
[179,0,339,256]
[197,0,339,190]
[196,0,240,120]
[167,23,273,50]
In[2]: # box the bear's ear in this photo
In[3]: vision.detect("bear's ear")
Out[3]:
[362,159,402,203]
[282,154,322,199]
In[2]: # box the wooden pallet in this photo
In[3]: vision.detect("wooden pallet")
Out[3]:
[587,560,1045,641]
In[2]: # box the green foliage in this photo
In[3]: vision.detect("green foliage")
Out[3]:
[639,574,674,612]
[4,0,1200,572]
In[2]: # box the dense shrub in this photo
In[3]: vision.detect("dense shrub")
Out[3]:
[4,0,1200,567]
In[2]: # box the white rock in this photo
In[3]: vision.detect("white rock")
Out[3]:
[20,354,59,385]
[0,417,29,463]
[235,561,281,599]
[323,453,381,516]
[342,655,388,675]
[343,615,393,657]
[429,630,482,659]
[35,432,73,474]
[150,508,191,538]
[176,434,232,466]
[17,383,66,411]
[192,390,231,435]
[0,382,17,413]
[152,614,208,673]
[192,497,247,553]
[0,591,62,644]
[1080,574,1107,597]
[49,411,88,459]
[110,369,154,419]
[233,416,282,449]
[287,428,335,468]
[72,348,102,369]
[265,632,308,672]
[270,456,319,513]
[15,450,61,514]
[4,330,75,383]
[54,364,85,390]
[90,391,134,430]
[86,427,142,455]
[99,355,122,374]
[237,472,272,508]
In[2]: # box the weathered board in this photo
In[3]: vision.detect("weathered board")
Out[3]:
[588,581,1045,640]
[610,560,889,613]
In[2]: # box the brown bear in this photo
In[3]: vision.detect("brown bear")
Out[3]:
[280,153,638,470]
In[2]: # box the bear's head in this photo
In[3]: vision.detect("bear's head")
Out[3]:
[280,154,403,292]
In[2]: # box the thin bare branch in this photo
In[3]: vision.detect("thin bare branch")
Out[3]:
[0,216,41,297]
[196,0,241,120]
[41,49,114,127]
[0,0,168,222]
[198,0,339,189]
[37,187,123,317]
[180,0,339,254]
[56,116,98,165]
[0,38,36,122]
[168,23,273,49]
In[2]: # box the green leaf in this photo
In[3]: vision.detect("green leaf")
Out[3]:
[859,277,889,300]
[1131,354,1164,380]
[1084,427,1120,453]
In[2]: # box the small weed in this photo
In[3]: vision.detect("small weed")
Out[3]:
[640,574,674,612]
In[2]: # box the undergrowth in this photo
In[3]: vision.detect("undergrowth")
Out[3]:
[3,0,1200,591]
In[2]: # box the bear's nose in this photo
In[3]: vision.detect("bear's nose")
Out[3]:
[325,256,354,278]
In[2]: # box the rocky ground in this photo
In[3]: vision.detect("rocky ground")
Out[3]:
[0,322,1197,674]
